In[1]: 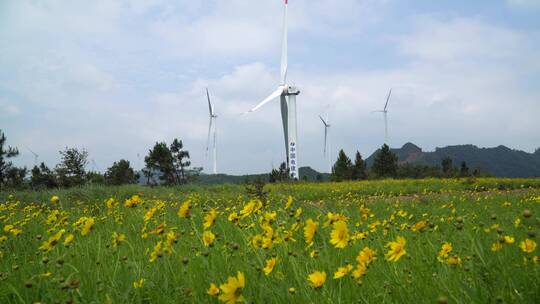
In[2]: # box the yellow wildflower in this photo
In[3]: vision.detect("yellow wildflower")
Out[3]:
[144,208,157,222]
[178,200,191,218]
[330,220,349,249]
[63,234,74,247]
[81,217,95,236]
[520,239,537,253]
[50,196,59,205]
[356,246,376,265]
[112,232,126,247]
[491,242,503,252]
[133,278,145,288]
[219,272,245,303]
[304,219,318,246]
[411,220,427,232]
[10,228,22,236]
[240,201,256,218]
[39,229,65,252]
[149,241,163,262]
[307,271,326,288]
[285,196,293,209]
[262,257,277,276]
[207,283,220,296]
[202,230,216,247]
[3,224,14,233]
[447,256,462,266]
[438,242,452,261]
[351,263,367,279]
[504,236,515,244]
[204,209,218,229]
[105,198,117,208]
[333,264,353,279]
[385,236,406,262]
[148,223,165,235]
[228,212,240,222]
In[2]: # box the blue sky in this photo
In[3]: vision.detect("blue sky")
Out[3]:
[1,0,539,174]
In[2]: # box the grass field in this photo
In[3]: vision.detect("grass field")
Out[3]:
[1,178,539,303]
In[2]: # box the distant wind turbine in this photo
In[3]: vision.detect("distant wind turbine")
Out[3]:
[373,89,392,144]
[91,159,100,172]
[23,144,39,166]
[319,109,331,173]
[205,88,218,174]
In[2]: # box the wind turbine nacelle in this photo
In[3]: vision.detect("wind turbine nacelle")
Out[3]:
[285,85,300,95]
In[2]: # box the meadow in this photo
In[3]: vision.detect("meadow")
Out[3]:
[1,178,539,303]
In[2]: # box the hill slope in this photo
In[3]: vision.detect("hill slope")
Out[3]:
[366,143,540,177]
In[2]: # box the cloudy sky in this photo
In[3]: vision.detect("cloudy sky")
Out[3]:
[1,0,539,175]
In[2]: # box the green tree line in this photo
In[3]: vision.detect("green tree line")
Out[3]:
[329,144,485,182]
[0,130,199,190]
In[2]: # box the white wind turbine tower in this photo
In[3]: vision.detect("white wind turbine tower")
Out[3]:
[374,89,392,144]
[245,0,301,179]
[319,110,331,173]
[205,88,218,174]
[23,144,39,166]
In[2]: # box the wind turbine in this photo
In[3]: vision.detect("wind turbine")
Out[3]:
[244,0,301,179]
[319,111,331,173]
[23,144,39,166]
[374,89,392,144]
[205,88,218,174]
[91,159,99,172]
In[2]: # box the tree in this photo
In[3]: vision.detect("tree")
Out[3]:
[144,142,175,185]
[441,157,453,176]
[244,177,269,201]
[170,139,191,184]
[3,167,27,189]
[105,159,139,185]
[0,130,21,189]
[351,151,367,180]
[269,162,290,183]
[86,171,105,184]
[144,139,191,185]
[397,163,441,179]
[31,162,58,189]
[460,161,470,177]
[185,166,203,183]
[371,144,398,178]
[55,147,88,187]
[332,149,353,181]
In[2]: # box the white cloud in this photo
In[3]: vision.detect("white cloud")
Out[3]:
[0,99,21,116]
[1,1,539,175]
[507,0,540,10]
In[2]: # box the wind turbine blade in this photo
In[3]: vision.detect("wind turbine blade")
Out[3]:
[280,95,289,161]
[325,109,329,125]
[245,86,284,113]
[280,0,288,84]
[206,88,214,116]
[319,115,328,126]
[384,88,392,111]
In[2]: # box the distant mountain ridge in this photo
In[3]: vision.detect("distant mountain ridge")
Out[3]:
[366,143,540,177]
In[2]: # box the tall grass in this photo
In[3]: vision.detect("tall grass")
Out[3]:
[1,178,539,303]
